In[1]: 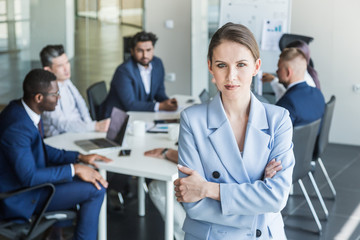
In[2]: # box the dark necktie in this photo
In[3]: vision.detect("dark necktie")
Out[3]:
[38,120,44,139]
[38,119,48,163]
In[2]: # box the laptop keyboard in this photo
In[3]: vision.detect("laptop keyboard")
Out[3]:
[90,138,116,148]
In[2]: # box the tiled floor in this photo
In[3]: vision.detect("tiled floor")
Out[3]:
[1,17,360,240]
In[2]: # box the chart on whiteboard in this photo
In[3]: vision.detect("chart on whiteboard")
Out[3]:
[219,0,292,72]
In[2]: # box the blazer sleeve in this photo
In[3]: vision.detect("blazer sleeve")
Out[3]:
[45,144,78,166]
[1,126,74,187]
[111,67,156,111]
[178,109,295,227]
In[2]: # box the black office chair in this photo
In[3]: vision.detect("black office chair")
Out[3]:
[313,95,336,199]
[279,33,313,51]
[0,183,76,240]
[87,81,107,121]
[123,36,132,62]
[290,119,325,234]
[279,33,315,68]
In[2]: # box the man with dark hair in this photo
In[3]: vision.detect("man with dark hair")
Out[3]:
[0,69,112,240]
[101,31,177,117]
[40,44,110,137]
[275,47,325,126]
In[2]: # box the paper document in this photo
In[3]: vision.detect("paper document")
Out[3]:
[261,19,285,51]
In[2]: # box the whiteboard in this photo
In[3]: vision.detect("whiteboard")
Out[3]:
[219,0,292,72]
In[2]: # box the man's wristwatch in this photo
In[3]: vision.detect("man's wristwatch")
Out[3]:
[161,148,169,160]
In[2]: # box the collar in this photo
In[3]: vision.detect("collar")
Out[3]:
[21,99,41,128]
[287,80,306,90]
[57,79,70,87]
[137,62,152,72]
[207,91,269,131]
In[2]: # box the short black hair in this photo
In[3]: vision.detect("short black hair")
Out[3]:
[40,45,65,67]
[130,31,158,49]
[23,69,57,100]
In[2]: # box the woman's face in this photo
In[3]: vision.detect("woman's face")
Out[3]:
[208,40,261,98]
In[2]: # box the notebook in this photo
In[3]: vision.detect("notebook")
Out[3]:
[199,89,210,103]
[75,107,129,152]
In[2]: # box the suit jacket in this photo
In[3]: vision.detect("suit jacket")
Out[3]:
[101,56,169,117]
[178,92,295,240]
[276,81,325,127]
[0,100,78,221]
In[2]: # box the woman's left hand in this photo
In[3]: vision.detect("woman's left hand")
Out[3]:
[174,165,209,203]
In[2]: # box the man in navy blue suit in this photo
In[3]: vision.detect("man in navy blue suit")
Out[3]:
[101,31,177,117]
[0,69,112,240]
[276,47,325,127]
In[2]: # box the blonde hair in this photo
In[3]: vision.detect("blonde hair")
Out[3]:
[280,47,307,62]
[279,47,307,76]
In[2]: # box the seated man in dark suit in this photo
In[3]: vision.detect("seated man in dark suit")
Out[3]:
[101,31,177,117]
[0,69,112,240]
[276,48,325,127]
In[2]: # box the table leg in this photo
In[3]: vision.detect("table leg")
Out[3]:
[138,176,145,216]
[165,180,174,240]
[98,169,107,240]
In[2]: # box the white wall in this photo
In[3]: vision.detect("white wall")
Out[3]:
[30,0,74,60]
[144,0,191,96]
[191,0,209,96]
[291,0,360,145]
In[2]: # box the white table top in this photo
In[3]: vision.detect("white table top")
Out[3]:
[45,94,199,182]
[45,131,179,182]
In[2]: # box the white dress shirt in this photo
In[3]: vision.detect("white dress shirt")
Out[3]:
[137,63,160,111]
[270,71,315,101]
[42,79,96,137]
[22,99,74,176]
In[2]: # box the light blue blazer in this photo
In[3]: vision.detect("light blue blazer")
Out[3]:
[178,92,295,240]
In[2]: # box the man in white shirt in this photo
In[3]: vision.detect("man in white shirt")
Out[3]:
[101,31,177,118]
[40,45,110,137]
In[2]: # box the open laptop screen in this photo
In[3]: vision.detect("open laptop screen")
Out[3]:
[106,107,129,145]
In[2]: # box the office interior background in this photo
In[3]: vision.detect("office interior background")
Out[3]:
[1,0,360,239]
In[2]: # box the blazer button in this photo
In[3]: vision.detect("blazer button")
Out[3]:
[31,199,36,204]
[256,229,262,238]
[212,171,220,179]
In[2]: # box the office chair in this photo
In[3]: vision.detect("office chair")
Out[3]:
[290,119,325,234]
[123,36,132,62]
[279,33,314,51]
[87,81,107,121]
[0,183,76,240]
[313,95,337,199]
[279,33,315,68]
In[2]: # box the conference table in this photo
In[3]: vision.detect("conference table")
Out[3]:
[44,95,198,240]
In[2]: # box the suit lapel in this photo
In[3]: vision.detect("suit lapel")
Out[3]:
[207,93,270,183]
[242,94,271,181]
[132,59,148,99]
[207,93,250,183]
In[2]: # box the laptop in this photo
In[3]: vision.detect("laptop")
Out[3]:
[75,107,129,152]
[199,89,210,103]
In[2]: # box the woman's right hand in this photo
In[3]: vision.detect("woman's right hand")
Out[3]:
[264,159,282,179]
[261,73,275,83]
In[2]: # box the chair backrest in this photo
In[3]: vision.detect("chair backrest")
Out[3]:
[87,81,107,121]
[292,119,321,183]
[0,183,55,239]
[313,95,336,159]
[279,33,314,51]
[123,36,132,62]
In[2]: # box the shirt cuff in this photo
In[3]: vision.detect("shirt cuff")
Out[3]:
[270,77,279,86]
[70,163,75,177]
[154,102,160,112]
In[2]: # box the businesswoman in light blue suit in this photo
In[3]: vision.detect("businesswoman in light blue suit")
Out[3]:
[174,23,295,240]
